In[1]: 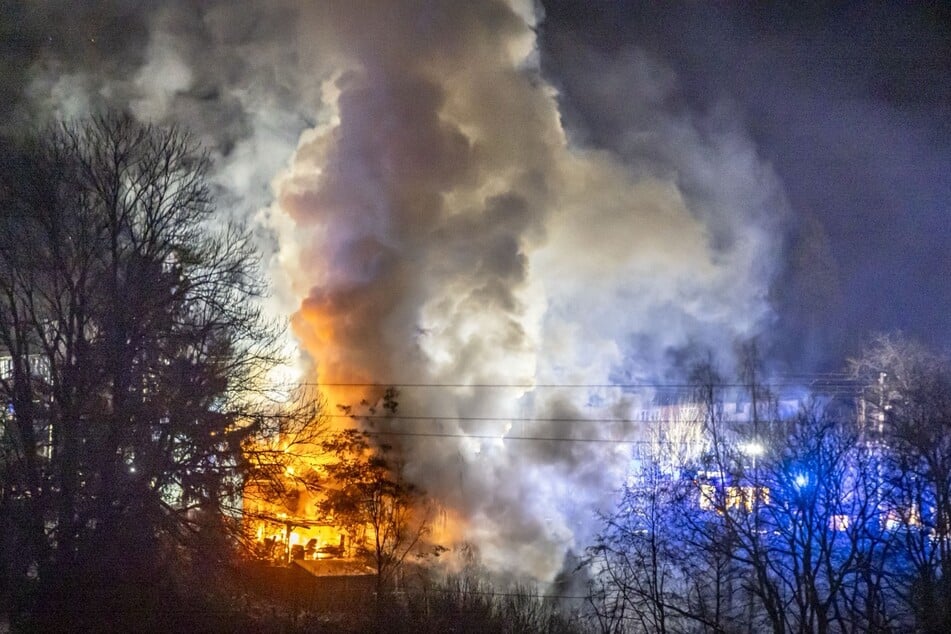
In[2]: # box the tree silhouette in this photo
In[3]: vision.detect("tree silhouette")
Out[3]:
[320,390,434,594]
[0,114,283,625]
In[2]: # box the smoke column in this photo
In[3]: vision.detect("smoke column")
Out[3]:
[3,0,788,581]
[269,0,786,580]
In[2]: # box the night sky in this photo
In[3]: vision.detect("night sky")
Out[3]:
[2,2,948,372]
[2,1,949,579]
[540,2,951,371]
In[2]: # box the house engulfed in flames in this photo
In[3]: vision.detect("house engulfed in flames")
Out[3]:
[241,431,359,566]
[243,475,351,564]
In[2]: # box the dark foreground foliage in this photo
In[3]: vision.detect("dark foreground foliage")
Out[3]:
[8,562,588,633]
[0,114,323,631]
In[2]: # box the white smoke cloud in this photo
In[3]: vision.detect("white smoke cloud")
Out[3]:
[131,30,193,121]
[26,72,94,121]
[8,0,788,582]
[268,0,787,580]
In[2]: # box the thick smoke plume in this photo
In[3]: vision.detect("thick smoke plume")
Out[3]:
[4,1,788,580]
[270,0,786,579]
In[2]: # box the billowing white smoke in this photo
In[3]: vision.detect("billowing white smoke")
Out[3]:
[269,1,786,579]
[13,0,787,581]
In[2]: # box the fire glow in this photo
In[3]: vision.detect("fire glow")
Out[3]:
[263,0,786,581]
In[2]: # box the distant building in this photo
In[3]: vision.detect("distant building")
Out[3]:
[0,349,54,460]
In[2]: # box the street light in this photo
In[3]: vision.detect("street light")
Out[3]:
[741,440,765,510]
[740,440,764,458]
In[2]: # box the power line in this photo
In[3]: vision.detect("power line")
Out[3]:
[330,414,713,424]
[292,379,863,390]
[326,414,841,424]
[275,415,861,445]
[362,430,654,444]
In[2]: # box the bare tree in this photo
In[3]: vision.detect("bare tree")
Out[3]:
[319,390,435,594]
[587,461,719,634]
[589,352,907,634]
[585,365,729,634]
[689,369,900,634]
[850,334,951,632]
[0,114,286,623]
